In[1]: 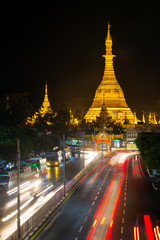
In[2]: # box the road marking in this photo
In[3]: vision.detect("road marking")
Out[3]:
[100,187,102,190]
[95,196,97,200]
[122,218,124,223]
[121,226,124,234]
[124,192,126,195]
[123,209,125,214]
[89,208,91,213]
[92,201,95,206]
[100,217,106,225]
[79,225,83,232]
[75,237,78,240]
[84,216,88,222]
[124,202,126,207]
[97,191,100,195]
[124,196,126,201]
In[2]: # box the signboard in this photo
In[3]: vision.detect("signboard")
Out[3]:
[95,139,111,143]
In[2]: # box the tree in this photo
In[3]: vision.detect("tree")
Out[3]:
[0,125,38,162]
[95,102,114,129]
[135,132,160,170]
[0,93,34,127]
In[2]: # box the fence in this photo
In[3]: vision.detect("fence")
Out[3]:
[6,154,102,240]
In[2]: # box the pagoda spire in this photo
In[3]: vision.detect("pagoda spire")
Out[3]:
[84,23,135,124]
[39,81,53,117]
[102,22,116,82]
[106,21,112,42]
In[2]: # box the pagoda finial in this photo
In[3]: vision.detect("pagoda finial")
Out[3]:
[106,21,112,41]
[108,21,111,30]
[45,80,48,95]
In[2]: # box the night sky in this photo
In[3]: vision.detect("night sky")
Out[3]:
[1,3,160,118]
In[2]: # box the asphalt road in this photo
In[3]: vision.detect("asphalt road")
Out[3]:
[0,152,92,240]
[34,153,159,240]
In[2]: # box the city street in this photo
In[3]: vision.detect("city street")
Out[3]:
[34,152,159,240]
[0,151,95,240]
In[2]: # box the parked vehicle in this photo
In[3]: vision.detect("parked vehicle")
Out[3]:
[26,157,47,173]
[0,169,17,189]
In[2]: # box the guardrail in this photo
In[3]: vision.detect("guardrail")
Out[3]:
[6,153,102,240]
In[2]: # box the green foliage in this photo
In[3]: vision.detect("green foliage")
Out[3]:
[0,125,38,161]
[135,132,160,170]
[95,102,115,129]
[33,134,60,154]
[0,93,34,127]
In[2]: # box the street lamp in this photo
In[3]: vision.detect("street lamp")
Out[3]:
[63,134,66,197]
[17,138,21,240]
[102,132,103,158]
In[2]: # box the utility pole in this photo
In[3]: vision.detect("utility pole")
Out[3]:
[83,132,85,169]
[102,132,103,158]
[17,138,21,240]
[93,128,95,157]
[63,134,66,197]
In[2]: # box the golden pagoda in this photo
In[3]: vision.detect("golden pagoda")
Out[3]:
[26,82,53,125]
[85,23,136,124]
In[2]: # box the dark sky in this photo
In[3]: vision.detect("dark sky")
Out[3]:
[1,3,160,118]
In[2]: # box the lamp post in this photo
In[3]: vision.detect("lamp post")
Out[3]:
[63,134,66,197]
[93,128,95,157]
[17,138,21,240]
[110,127,112,152]
[83,132,85,169]
[102,132,103,158]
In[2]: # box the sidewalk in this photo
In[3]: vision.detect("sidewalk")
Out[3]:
[146,168,160,222]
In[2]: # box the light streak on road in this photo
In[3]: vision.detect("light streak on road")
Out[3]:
[134,227,140,240]
[87,170,125,240]
[154,226,160,240]
[80,161,102,184]
[20,180,41,193]
[2,183,62,223]
[36,184,53,197]
[100,217,105,225]
[91,158,112,183]
[143,215,155,240]
[138,156,144,175]
[6,192,30,208]
[83,151,98,167]
[1,197,34,222]
[104,174,125,240]
[20,184,63,223]
[7,181,30,195]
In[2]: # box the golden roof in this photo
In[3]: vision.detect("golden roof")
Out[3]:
[85,23,136,124]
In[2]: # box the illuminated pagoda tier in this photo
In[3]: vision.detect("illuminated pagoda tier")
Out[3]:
[85,23,136,124]
[26,82,53,125]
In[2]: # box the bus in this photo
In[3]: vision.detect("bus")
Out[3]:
[46,147,71,167]
[46,149,62,167]
[27,157,47,173]
[0,169,17,189]
[64,147,71,161]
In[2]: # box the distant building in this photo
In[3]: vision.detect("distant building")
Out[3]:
[26,82,53,125]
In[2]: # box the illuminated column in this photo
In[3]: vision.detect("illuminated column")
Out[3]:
[134,111,137,124]
[142,112,145,123]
